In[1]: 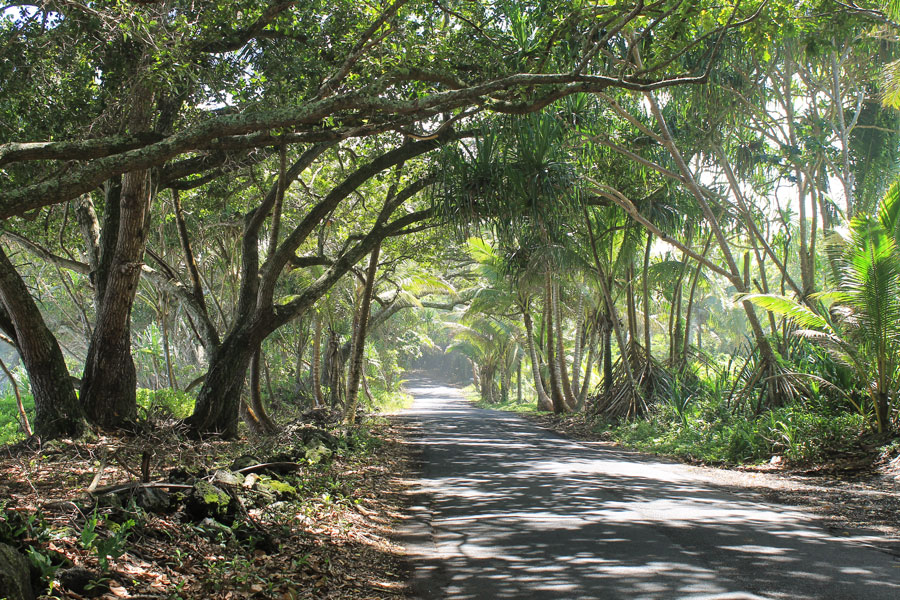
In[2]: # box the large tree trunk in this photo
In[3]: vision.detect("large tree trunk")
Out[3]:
[345,242,381,423]
[187,326,257,437]
[246,346,278,434]
[0,247,83,439]
[81,167,154,428]
[523,308,553,411]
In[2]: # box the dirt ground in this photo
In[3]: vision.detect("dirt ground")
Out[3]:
[0,417,417,599]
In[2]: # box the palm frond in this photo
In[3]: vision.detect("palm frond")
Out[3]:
[741,293,833,332]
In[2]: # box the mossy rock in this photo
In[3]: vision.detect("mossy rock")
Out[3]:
[262,477,297,497]
[0,542,35,600]
[299,428,339,450]
[184,481,236,524]
[304,439,333,465]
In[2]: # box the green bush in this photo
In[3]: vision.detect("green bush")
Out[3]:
[364,387,414,413]
[0,391,34,445]
[136,388,196,419]
[607,394,867,465]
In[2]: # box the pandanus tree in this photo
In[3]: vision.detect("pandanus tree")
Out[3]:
[437,110,589,412]
[447,314,522,405]
[464,236,553,410]
[747,181,900,432]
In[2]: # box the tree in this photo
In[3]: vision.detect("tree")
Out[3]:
[747,180,900,432]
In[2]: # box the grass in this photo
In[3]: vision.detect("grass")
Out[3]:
[0,391,33,445]
[467,385,542,413]
[605,397,869,465]
[367,386,414,412]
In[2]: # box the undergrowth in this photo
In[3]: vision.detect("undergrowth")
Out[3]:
[466,385,540,413]
[0,391,33,445]
[606,397,868,464]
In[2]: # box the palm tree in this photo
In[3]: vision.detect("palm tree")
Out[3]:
[747,181,900,432]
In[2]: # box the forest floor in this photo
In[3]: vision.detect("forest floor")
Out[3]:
[0,413,417,600]
[527,412,900,542]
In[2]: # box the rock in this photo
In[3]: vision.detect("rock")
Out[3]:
[197,518,233,540]
[299,408,341,426]
[211,469,245,486]
[168,466,205,483]
[0,542,34,600]
[263,477,297,497]
[298,427,339,450]
[184,481,236,524]
[133,487,171,513]
[242,473,259,489]
[229,455,261,471]
[58,566,107,597]
[303,439,333,464]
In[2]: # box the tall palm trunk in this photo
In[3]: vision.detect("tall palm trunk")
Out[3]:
[583,207,641,402]
[552,279,577,409]
[644,90,780,404]
[602,320,613,395]
[545,272,568,413]
[523,308,553,411]
[571,294,586,393]
[577,325,599,410]
[681,236,712,367]
[642,235,653,360]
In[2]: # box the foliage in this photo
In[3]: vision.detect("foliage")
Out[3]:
[136,388,196,420]
[80,510,135,572]
[607,387,867,465]
[0,390,33,445]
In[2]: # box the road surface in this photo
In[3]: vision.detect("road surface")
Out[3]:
[399,379,900,600]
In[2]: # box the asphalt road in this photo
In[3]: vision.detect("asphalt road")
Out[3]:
[399,378,900,600]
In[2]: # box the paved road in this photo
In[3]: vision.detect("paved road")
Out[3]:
[399,379,900,600]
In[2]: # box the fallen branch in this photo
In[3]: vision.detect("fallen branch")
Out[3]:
[234,462,302,475]
[88,481,194,496]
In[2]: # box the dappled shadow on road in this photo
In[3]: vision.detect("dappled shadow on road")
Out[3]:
[399,379,900,600]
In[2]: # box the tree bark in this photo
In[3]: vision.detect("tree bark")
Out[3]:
[345,241,381,423]
[523,308,553,411]
[80,166,154,428]
[312,313,324,407]
[0,246,83,439]
[552,279,577,409]
[186,325,257,437]
[544,272,568,413]
[246,346,278,434]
